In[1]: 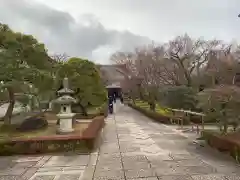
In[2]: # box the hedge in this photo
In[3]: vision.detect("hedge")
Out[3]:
[128,103,172,124]
[0,116,105,156]
[201,130,240,163]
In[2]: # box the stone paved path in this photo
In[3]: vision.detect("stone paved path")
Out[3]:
[0,102,240,180]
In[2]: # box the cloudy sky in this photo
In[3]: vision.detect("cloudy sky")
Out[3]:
[1,0,240,64]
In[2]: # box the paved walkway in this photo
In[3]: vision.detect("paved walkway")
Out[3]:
[0,103,240,180]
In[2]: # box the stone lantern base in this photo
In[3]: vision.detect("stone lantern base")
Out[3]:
[56,113,75,134]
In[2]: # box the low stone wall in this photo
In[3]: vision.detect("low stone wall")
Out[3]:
[202,131,240,163]
[0,116,105,156]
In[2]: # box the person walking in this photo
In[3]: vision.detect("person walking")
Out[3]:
[113,93,116,103]
[108,95,114,114]
[120,93,123,104]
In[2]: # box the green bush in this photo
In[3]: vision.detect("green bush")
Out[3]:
[129,103,171,124]
[0,140,15,156]
[73,102,108,119]
[39,101,49,110]
[52,103,61,113]
[230,146,240,163]
[159,86,197,110]
[56,58,107,115]
[98,102,108,117]
[198,86,240,133]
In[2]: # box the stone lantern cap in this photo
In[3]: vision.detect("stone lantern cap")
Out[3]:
[54,77,76,104]
[54,95,77,104]
[57,77,75,95]
[57,88,74,94]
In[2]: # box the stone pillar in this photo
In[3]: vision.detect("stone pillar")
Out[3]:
[57,114,74,134]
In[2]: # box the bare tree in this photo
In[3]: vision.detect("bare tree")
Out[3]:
[111,34,236,91]
[204,44,240,86]
[164,34,225,86]
[51,53,69,63]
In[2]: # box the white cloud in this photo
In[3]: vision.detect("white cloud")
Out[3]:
[0,0,150,64]
[1,0,240,63]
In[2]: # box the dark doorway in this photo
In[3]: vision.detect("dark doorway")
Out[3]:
[107,88,122,99]
[235,72,240,86]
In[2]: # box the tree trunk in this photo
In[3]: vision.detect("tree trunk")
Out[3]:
[138,85,144,100]
[185,74,192,87]
[79,103,88,116]
[130,91,135,104]
[179,61,192,87]
[132,98,135,104]
[223,122,228,134]
[29,97,34,111]
[149,102,156,111]
[35,96,42,112]
[212,75,215,86]
[3,87,15,125]
[219,125,223,132]
[221,109,228,134]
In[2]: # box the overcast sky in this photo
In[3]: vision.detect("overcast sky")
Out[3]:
[1,0,240,64]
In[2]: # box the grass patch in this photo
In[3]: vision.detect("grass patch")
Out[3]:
[128,103,172,124]
[0,116,105,156]
[135,101,148,107]
[0,122,89,141]
[156,105,171,116]
[135,100,171,116]
[87,106,101,114]
[0,123,54,141]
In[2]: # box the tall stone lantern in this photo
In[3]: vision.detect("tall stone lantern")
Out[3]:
[55,77,76,134]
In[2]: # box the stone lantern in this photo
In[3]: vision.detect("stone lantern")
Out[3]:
[55,77,76,134]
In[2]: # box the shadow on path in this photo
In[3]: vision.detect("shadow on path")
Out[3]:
[0,102,239,180]
[96,102,240,180]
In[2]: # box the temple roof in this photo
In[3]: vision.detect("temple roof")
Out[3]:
[54,95,76,104]
[98,64,132,80]
[106,82,121,88]
[57,88,74,94]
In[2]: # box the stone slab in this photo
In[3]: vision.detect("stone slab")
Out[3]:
[43,155,89,167]
[13,157,43,163]
[81,166,95,180]
[191,174,227,180]
[94,169,124,180]
[123,161,151,170]
[0,167,27,176]
[158,175,193,180]
[0,176,24,180]
[124,168,156,179]
[30,175,55,180]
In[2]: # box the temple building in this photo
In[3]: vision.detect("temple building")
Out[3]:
[97,64,132,98]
